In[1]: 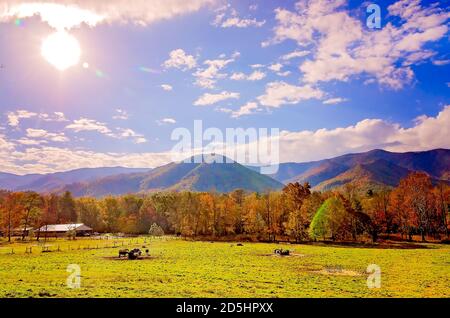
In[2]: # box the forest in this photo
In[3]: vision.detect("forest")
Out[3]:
[0,172,449,243]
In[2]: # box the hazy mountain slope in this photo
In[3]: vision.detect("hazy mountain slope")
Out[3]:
[314,159,412,191]
[2,149,448,195]
[0,167,151,192]
[280,149,449,187]
[61,156,284,197]
[288,161,349,186]
[170,161,283,193]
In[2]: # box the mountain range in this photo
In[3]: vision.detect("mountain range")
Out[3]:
[263,148,449,191]
[0,149,448,197]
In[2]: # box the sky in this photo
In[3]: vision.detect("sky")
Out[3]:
[0,0,449,174]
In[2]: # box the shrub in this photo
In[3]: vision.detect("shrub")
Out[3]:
[148,223,164,237]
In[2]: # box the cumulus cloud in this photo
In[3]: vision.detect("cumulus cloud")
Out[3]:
[0,146,174,174]
[257,81,324,108]
[230,70,266,81]
[1,106,449,174]
[277,105,450,163]
[6,110,68,127]
[7,110,36,127]
[117,128,147,144]
[231,102,259,118]
[194,91,240,106]
[26,128,69,142]
[264,0,450,89]
[268,63,283,72]
[212,5,265,28]
[162,49,197,70]
[194,54,237,88]
[66,117,112,134]
[65,117,147,143]
[0,0,216,30]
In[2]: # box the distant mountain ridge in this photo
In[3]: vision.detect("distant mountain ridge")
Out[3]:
[0,167,151,193]
[60,155,284,197]
[0,149,448,196]
[267,148,450,190]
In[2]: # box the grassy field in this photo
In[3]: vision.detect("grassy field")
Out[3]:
[0,237,449,298]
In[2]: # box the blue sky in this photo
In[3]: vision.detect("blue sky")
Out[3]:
[0,0,449,174]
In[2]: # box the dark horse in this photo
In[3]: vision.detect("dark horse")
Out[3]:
[118,249,129,258]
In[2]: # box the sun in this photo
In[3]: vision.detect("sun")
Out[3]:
[41,31,81,71]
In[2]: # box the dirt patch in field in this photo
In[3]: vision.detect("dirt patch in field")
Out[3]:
[102,256,157,261]
[259,253,306,258]
[310,267,362,277]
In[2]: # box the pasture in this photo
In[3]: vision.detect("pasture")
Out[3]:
[0,237,449,298]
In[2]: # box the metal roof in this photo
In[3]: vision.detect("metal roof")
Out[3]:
[37,223,92,232]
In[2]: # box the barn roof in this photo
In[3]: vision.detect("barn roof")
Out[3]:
[37,223,93,232]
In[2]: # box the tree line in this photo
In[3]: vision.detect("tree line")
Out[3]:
[0,172,448,243]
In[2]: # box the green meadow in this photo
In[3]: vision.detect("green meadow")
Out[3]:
[0,237,449,298]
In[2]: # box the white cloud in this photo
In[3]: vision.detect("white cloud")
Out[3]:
[212,5,265,28]
[157,118,177,125]
[277,70,291,77]
[1,106,449,174]
[163,49,197,70]
[194,91,240,106]
[264,0,450,89]
[280,50,310,61]
[250,64,264,69]
[66,118,147,143]
[257,81,324,108]
[432,59,450,66]
[277,105,450,163]
[0,146,174,174]
[26,128,69,142]
[16,138,48,146]
[6,110,68,127]
[7,110,36,127]
[230,70,266,81]
[231,102,259,118]
[161,84,173,91]
[113,108,129,120]
[117,128,147,144]
[0,0,216,30]
[323,97,348,105]
[268,63,283,72]
[194,55,236,88]
[66,118,112,134]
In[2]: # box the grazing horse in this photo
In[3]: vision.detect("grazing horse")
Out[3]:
[127,248,142,260]
[118,249,129,258]
[274,249,290,256]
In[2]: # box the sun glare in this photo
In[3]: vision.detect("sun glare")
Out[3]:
[41,31,81,71]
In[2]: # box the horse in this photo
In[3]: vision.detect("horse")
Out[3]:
[118,249,129,258]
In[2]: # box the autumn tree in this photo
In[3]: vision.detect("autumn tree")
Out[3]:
[59,191,77,223]
[395,172,436,241]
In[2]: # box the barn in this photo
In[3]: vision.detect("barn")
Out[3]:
[12,227,34,236]
[36,223,93,237]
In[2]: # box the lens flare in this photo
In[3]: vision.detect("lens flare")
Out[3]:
[41,31,81,71]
